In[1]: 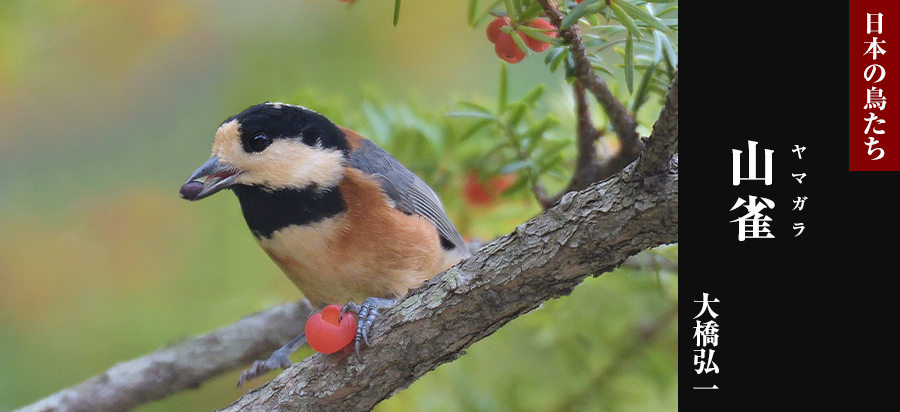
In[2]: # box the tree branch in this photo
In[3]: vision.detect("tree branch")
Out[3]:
[534,0,654,208]
[636,69,678,176]
[536,0,642,156]
[14,301,315,412]
[565,80,601,195]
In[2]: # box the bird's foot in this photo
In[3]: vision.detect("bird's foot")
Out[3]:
[340,297,396,361]
[237,332,307,388]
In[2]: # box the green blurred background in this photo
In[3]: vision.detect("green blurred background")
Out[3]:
[0,1,677,411]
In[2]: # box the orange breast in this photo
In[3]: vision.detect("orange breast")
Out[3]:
[257,168,449,307]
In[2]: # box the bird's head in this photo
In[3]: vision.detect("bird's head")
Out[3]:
[180,102,350,201]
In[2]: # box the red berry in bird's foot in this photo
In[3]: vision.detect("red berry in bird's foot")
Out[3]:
[523,19,557,52]
[494,33,526,64]
[305,305,357,354]
[486,16,511,44]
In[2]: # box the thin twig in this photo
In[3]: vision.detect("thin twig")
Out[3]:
[536,0,640,150]
[565,80,602,195]
[534,0,646,207]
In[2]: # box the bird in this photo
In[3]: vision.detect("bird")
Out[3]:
[179,102,468,385]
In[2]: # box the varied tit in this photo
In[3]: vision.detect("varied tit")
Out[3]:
[179,102,468,385]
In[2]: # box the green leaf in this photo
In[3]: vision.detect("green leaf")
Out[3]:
[595,25,627,36]
[518,26,564,46]
[504,0,517,21]
[630,61,658,114]
[590,62,615,77]
[591,38,626,53]
[507,102,528,128]
[458,101,494,114]
[624,32,634,93]
[584,12,602,27]
[647,84,666,98]
[659,32,677,67]
[468,0,480,26]
[519,2,544,22]
[460,118,495,142]
[658,18,678,28]
[482,142,514,162]
[657,6,678,18]
[362,102,390,142]
[549,47,569,73]
[652,30,665,63]
[445,111,497,120]
[523,116,559,152]
[500,159,533,175]
[544,169,567,182]
[393,0,401,26]
[545,47,565,65]
[504,173,532,195]
[609,0,642,39]
[535,140,571,163]
[560,0,595,30]
[614,0,670,34]
[498,63,508,112]
[537,154,565,176]
[510,30,530,55]
[472,0,506,27]
[520,84,546,106]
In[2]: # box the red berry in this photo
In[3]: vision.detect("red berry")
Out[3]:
[522,19,557,52]
[462,172,493,206]
[462,172,518,207]
[305,305,357,354]
[490,174,517,194]
[494,33,526,64]
[486,17,511,44]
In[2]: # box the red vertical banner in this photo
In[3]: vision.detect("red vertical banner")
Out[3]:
[851,2,900,170]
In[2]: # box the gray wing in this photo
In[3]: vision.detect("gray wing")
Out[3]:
[348,138,467,252]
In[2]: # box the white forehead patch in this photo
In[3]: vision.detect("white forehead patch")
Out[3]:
[264,101,323,117]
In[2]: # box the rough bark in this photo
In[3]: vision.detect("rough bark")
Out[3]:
[637,69,679,175]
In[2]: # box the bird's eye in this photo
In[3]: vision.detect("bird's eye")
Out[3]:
[249,134,270,152]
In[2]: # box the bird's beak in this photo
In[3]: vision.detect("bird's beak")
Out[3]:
[179,156,241,201]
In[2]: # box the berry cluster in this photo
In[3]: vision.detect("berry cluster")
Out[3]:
[486,17,557,64]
